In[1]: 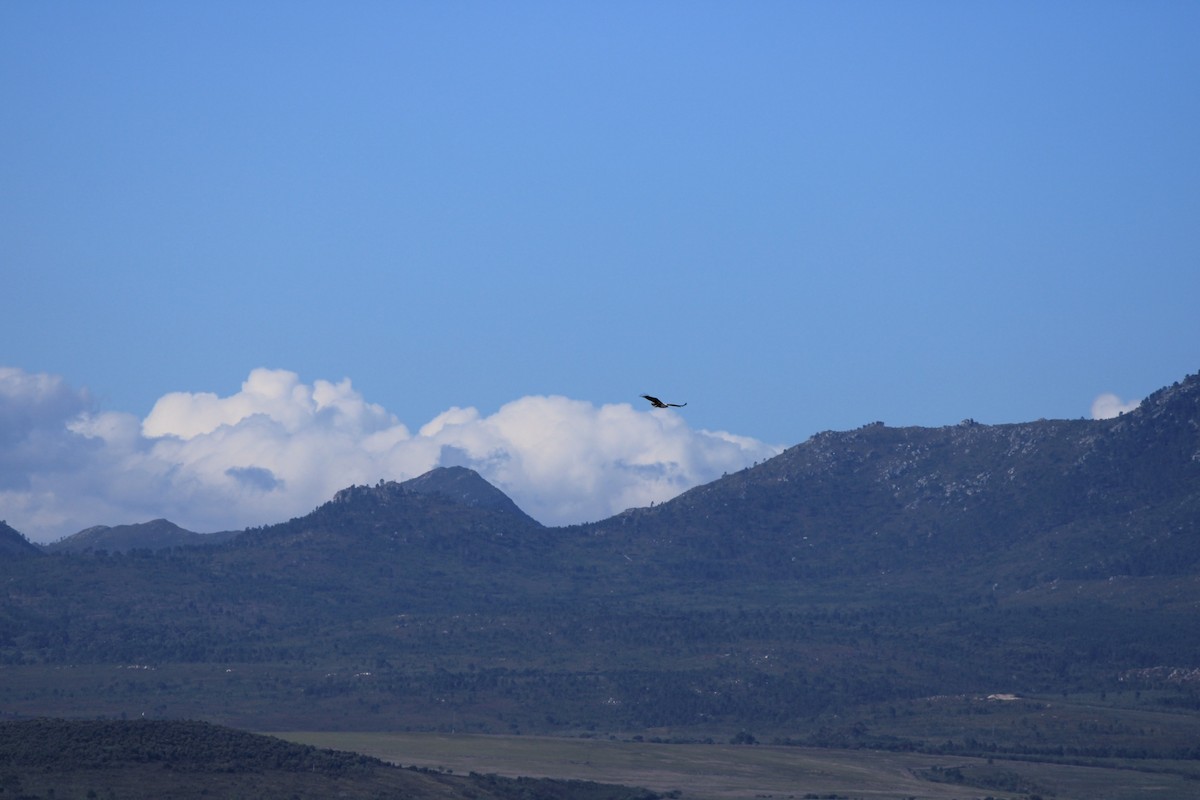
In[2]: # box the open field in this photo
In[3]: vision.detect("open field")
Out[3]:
[274,731,1200,800]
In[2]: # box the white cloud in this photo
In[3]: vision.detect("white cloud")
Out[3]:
[0,367,782,543]
[1090,392,1141,420]
[141,368,399,439]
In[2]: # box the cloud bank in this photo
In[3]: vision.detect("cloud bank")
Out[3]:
[1090,392,1141,420]
[0,367,783,543]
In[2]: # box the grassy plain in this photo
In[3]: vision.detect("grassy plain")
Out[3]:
[274,730,1200,800]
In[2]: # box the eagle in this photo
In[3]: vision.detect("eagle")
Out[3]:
[641,394,686,408]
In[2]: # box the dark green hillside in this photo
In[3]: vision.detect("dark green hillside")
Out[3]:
[47,519,238,554]
[0,473,574,669]
[0,520,42,558]
[0,718,662,800]
[225,475,567,613]
[594,372,1199,586]
[0,371,1198,757]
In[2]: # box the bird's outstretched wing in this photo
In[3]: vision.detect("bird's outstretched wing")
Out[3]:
[641,394,686,408]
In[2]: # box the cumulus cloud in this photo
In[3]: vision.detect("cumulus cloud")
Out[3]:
[142,369,400,440]
[1091,392,1141,420]
[0,367,93,487]
[0,367,782,543]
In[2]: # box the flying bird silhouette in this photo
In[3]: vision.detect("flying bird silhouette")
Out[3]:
[641,394,686,408]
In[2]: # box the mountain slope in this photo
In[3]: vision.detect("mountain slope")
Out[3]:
[400,465,540,525]
[227,468,562,613]
[0,520,43,558]
[47,519,238,554]
[590,371,1200,587]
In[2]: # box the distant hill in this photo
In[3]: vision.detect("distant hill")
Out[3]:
[41,468,540,556]
[237,466,559,610]
[0,718,661,800]
[47,518,239,554]
[0,520,43,558]
[0,370,1197,758]
[399,464,540,524]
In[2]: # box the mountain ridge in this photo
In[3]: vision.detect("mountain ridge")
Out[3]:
[593,370,1200,585]
[46,519,240,554]
[28,369,1198,560]
[39,466,542,555]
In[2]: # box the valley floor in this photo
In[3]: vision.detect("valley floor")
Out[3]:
[273,730,1200,800]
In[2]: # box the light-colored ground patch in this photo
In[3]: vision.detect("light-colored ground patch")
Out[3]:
[272,731,1200,800]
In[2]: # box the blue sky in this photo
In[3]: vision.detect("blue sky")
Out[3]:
[3,3,1198,541]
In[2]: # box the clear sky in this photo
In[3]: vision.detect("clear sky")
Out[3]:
[3,2,1198,542]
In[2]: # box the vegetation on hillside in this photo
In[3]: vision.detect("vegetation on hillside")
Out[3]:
[0,718,663,800]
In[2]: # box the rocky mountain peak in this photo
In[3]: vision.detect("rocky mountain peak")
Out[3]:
[330,467,540,527]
